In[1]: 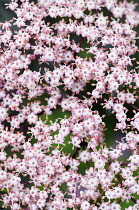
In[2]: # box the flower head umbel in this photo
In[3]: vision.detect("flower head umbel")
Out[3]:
[0,0,139,209]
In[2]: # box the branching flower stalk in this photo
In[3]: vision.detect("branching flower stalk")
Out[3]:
[0,0,139,209]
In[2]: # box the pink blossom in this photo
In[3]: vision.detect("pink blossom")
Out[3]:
[0,0,139,209]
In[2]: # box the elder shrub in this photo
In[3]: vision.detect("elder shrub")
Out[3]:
[0,0,139,209]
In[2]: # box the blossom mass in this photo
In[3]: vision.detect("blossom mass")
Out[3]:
[0,0,139,209]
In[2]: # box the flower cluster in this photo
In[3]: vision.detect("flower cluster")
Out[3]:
[0,0,139,209]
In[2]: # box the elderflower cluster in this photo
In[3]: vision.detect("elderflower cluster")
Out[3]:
[0,0,139,209]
